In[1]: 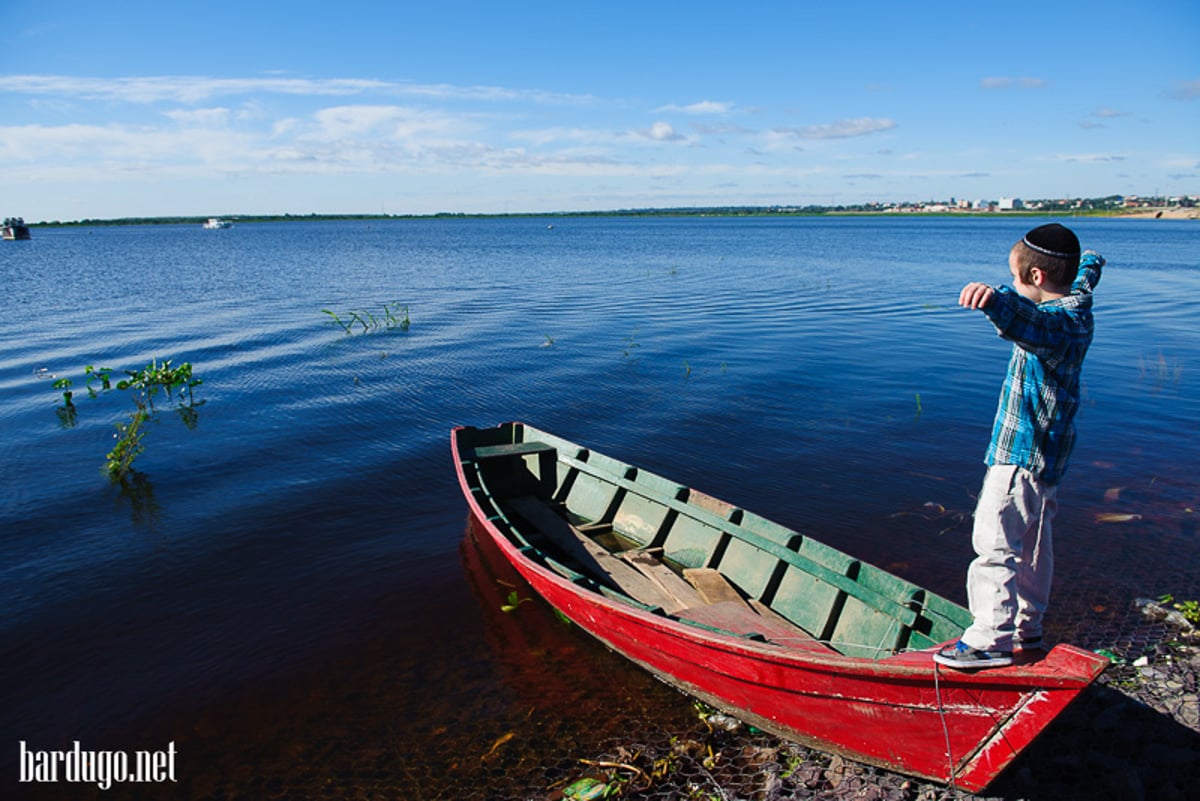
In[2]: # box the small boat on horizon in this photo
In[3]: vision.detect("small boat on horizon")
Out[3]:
[3,216,32,240]
[451,421,1109,792]
[202,217,233,229]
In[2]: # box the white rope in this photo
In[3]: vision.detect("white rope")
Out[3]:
[933,661,959,793]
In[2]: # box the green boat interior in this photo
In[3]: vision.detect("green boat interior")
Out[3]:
[458,423,972,660]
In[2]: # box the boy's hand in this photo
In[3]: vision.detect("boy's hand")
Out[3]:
[959,282,996,310]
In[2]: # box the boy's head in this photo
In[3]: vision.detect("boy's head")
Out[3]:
[1009,223,1080,298]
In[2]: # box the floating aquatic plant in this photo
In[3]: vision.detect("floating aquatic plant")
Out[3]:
[106,406,149,478]
[622,328,640,358]
[323,302,410,334]
[52,359,203,479]
[500,590,531,613]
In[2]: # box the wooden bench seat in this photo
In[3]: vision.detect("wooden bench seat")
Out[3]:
[471,441,556,460]
[621,550,706,609]
[506,496,833,651]
[675,601,831,650]
[507,496,686,612]
[678,567,832,650]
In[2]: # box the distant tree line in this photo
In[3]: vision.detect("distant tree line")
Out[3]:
[29,195,1190,227]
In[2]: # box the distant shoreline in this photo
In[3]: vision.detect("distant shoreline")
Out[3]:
[27,206,1197,227]
[1113,207,1199,220]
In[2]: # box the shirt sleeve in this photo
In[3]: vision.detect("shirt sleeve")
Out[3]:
[982,253,1101,365]
[1073,251,1104,294]
[982,289,1063,358]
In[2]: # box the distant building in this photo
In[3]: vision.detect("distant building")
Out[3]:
[998,197,1023,210]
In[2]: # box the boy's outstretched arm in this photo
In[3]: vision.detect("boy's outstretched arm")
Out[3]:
[1074,251,1105,293]
[959,281,996,310]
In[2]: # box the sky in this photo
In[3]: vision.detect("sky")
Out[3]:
[1,1,1198,221]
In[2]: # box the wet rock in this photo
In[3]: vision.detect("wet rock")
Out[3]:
[825,754,850,788]
[759,770,783,799]
[1133,597,1196,630]
[835,778,886,801]
[796,762,825,788]
[705,712,744,732]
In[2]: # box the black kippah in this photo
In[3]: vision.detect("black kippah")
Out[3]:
[1023,223,1080,259]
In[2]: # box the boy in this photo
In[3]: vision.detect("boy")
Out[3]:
[934,223,1105,669]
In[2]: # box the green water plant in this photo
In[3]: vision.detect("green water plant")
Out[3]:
[1158,594,1200,626]
[622,328,640,358]
[1139,351,1183,387]
[1177,599,1200,626]
[53,358,203,479]
[500,590,531,613]
[323,302,410,334]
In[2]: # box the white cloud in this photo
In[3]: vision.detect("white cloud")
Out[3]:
[640,121,687,142]
[1167,79,1200,101]
[1157,155,1200,169]
[0,75,384,103]
[509,126,617,146]
[163,107,232,127]
[0,74,595,105]
[0,120,256,171]
[772,117,897,140]
[692,122,752,136]
[655,100,734,114]
[980,76,1048,89]
[306,105,462,140]
[235,101,269,122]
[1051,153,1128,163]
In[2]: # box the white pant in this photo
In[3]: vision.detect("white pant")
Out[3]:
[961,465,1057,652]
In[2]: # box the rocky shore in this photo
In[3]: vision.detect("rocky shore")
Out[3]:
[555,611,1199,801]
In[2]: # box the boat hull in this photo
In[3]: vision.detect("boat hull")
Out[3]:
[452,422,1108,791]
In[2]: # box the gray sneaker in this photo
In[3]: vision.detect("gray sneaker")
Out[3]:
[933,640,1013,669]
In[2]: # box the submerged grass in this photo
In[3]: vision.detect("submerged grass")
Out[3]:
[1139,350,1184,388]
[323,302,411,334]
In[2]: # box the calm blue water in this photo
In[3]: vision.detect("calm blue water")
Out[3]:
[2,216,1197,797]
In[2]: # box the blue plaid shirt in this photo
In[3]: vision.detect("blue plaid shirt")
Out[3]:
[981,253,1104,485]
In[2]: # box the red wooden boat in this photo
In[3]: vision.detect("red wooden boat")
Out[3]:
[452,422,1108,791]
